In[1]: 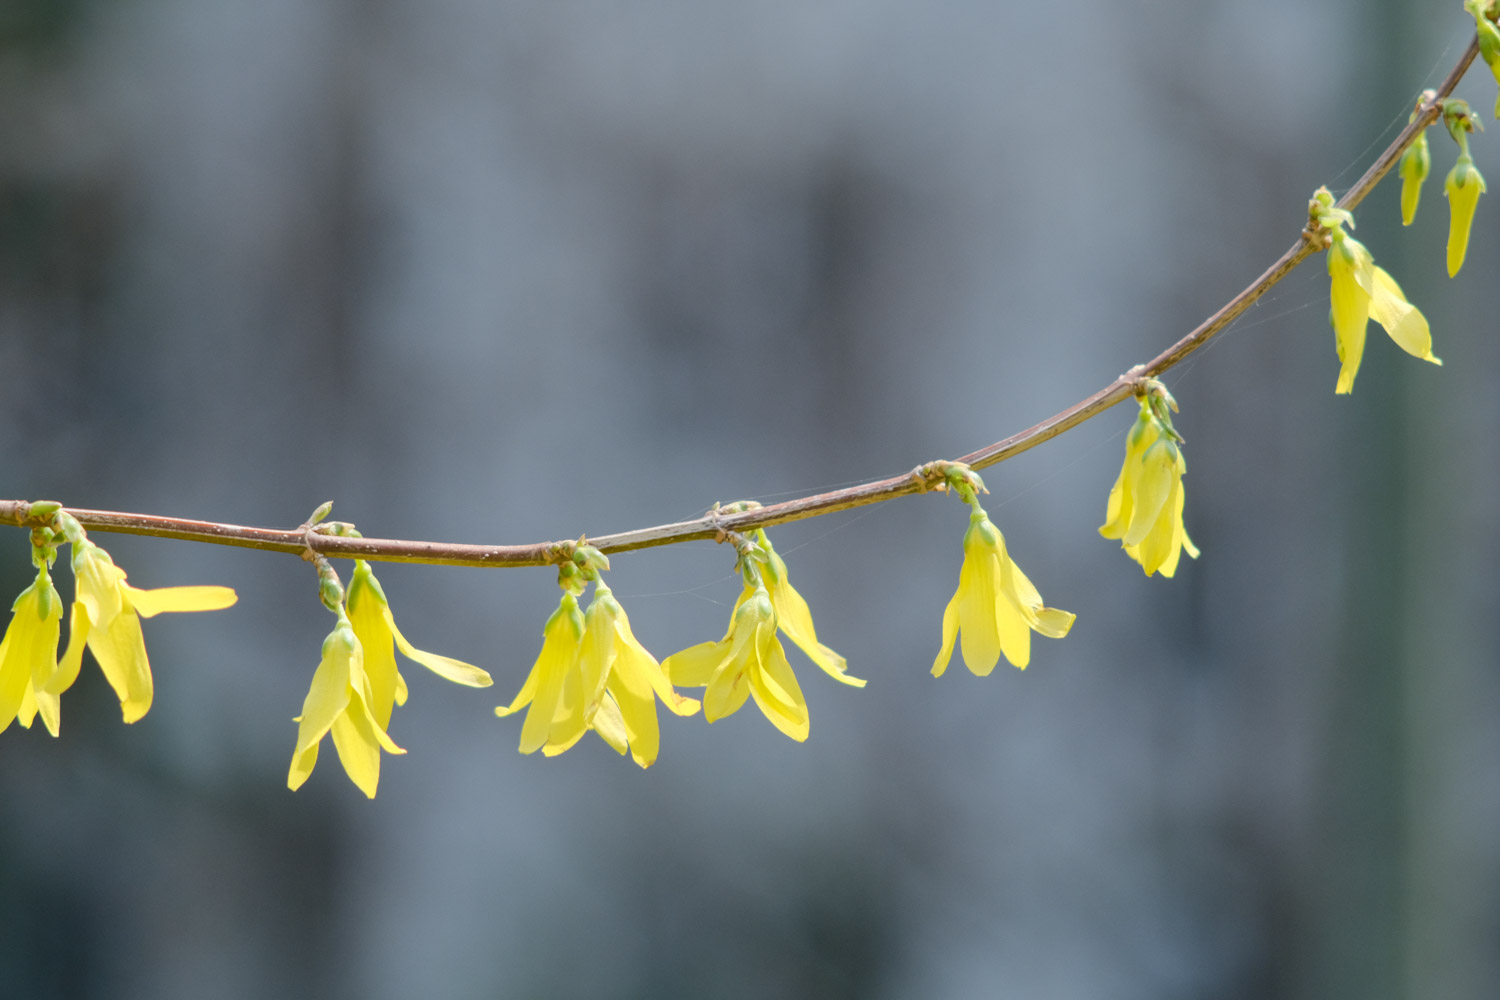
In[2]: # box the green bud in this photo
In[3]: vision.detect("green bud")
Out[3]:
[35,569,53,619]
[1399,131,1430,225]
[55,511,86,546]
[27,500,62,520]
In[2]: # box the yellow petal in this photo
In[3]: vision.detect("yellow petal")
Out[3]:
[1122,443,1175,548]
[931,590,960,678]
[1369,267,1439,364]
[1099,469,1129,539]
[349,592,400,729]
[515,600,582,754]
[291,637,354,766]
[385,609,492,687]
[287,740,321,792]
[0,628,30,733]
[994,588,1032,670]
[578,598,619,715]
[88,612,154,723]
[762,546,864,688]
[126,585,237,618]
[590,693,630,756]
[72,546,126,626]
[1328,241,1372,394]
[330,710,383,798]
[544,657,588,755]
[613,616,698,716]
[17,684,39,731]
[748,629,809,742]
[702,649,752,723]
[956,545,1002,677]
[1100,407,1154,540]
[1135,479,1178,575]
[496,599,578,718]
[996,539,1075,642]
[661,639,730,687]
[44,602,91,701]
[606,657,661,767]
[493,662,539,717]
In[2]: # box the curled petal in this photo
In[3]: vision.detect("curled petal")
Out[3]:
[931,591,960,678]
[1369,267,1439,365]
[385,609,492,687]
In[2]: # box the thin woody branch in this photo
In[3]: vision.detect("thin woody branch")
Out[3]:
[0,39,1480,570]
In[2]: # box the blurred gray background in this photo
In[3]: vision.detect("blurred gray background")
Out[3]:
[3,1,1498,998]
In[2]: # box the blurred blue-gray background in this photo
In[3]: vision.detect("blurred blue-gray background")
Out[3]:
[3,2,1498,998]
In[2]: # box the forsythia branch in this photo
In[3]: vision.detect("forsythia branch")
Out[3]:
[0,39,1480,570]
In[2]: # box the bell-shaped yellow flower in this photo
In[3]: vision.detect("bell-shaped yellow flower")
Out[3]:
[1444,154,1486,276]
[1099,398,1199,578]
[735,529,864,688]
[71,539,238,723]
[1399,130,1430,226]
[288,614,405,798]
[662,583,811,741]
[0,565,87,737]
[495,592,588,755]
[539,583,700,767]
[344,560,492,735]
[933,508,1075,676]
[1325,228,1439,394]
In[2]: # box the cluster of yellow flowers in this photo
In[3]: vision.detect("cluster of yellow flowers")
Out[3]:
[288,557,493,797]
[0,506,236,738]
[1099,385,1199,578]
[0,430,1204,798]
[7,38,1493,797]
[1325,96,1489,394]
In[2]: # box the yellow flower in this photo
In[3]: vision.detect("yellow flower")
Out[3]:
[71,539,238,723]
[738,529,864,688]
[1444,154,1486,277]
[1325,228,1439,394]
[570,584,700,766]
[344,560,492,734]
[932,508,1075,676]
[0,565,87,737]
[1399,130,1429,226]
[495,591,588,755]
[1099,397,1199,577]
[662,583,811,741]
[287,614,404,798]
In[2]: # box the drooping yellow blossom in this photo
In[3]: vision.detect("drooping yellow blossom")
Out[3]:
[933,505,1075,676]
[663,582,811,741]
[1314,189,1439,394]
[1100,394,1199,577]
[1444,153,1486,276]
[345,560,492,734]
[495,591,588,755]
[1399,128,1430,226]
[0,564,87,737]
[735,529,864,688]
[70,537,238,723]
[497,573,701,765]
[288,614,404,798]
[549,582,700,767]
